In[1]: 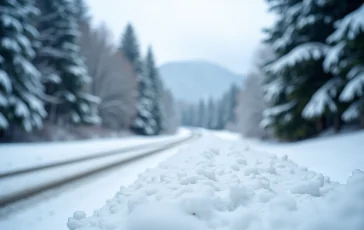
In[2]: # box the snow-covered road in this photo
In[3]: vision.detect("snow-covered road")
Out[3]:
[0,128,190,174]
[0,133,197,230]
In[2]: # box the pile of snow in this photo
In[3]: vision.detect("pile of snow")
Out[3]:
[66,134,364,230]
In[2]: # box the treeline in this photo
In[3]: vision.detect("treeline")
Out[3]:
[241,0,364,141]
[180,84,239,130]
[0,0,178,141]
[186,0,364,142]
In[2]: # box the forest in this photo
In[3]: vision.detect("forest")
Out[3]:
[1,0,364,142]
[182,0,364,141]
[0,0,178,142]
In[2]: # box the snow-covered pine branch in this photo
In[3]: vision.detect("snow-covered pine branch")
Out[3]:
[328,4,364,43]
[265,43,329,75]
[302,78,343,119]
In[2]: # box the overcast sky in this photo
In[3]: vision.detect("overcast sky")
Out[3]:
[86,0,273,74]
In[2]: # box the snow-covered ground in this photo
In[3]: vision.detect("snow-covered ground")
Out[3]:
[64,133,364,230]
[0,132,196,230]
[0,128,190,174]
[238,130,364,183]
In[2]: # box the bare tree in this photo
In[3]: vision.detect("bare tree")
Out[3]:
[161,90,179,134]
[79,23,137,130]
[235,45,274,138]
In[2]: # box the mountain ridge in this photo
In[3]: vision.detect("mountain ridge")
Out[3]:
[159,60,244,102]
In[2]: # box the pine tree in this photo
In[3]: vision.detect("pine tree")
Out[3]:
[207,98,218,129]
[262,0,349,140]
[197,99,207,128]
[131,49,157,135]
[36,0,100,124]
[230,85,239,122]
[324,3,364,127]
[120,23,142,74]
[74,0,90,24]
[145,47,164,134]
[0,0,46,132]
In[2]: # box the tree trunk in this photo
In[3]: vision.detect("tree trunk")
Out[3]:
[316,116,326,133]
[49,103,57,124]
[360,114,364,129]
[334,114,342,133]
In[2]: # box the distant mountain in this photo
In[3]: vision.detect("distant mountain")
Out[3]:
[159,60,244,102]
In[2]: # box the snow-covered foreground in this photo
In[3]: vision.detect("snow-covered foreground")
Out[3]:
[0,136,192,230]
[240,130,364,183]
[0,128,190,174]
[66,134,364,230]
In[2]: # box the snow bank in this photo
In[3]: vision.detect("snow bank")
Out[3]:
[67,134,364,230]
[245,130,364,183]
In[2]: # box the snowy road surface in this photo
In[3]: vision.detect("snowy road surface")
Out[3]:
[64,132,363,230]
[0,132,196,230]
[0,128,190,174]
[0,135,193,206]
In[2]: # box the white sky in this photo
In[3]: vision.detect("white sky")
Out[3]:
[86,0,274,74]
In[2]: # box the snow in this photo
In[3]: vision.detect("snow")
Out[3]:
[0,14,22,32]
[64,92,77,102]
[24,93,47,117]
[302,77,342,118]
[14,100,29,117]
[0,138,187,230]
[272,26,294,51]
[62,133,364,230]
[328,3,364,42]
[263,101,296,117]
[243,130,364,183]
[1,37,20,52]
[79,93,101,104]
[263,79,284,103]
[0,69,12,93]
[340,67,364,102]
[342,101,360,121]
[0,137,190,203]
[67,65,87,77]
[323,42,345,74]
[0,128,191,174]
[16,34,33,57]
[265,43,329,74]
[259,117,273,129]
[0,113,8,129]
[14,56,40,78]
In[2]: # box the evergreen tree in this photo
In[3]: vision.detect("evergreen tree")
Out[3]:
[228,84,239,124]
[262,0,350,140]
[324,3,364,127]
[207,98,218,129]
[0,0,46,132]
[120,23,142,74]
[145,47,164,134]
[131,49,156,135]
[36,0,100,124]
[197,99,207,128]
[74,0,90,24]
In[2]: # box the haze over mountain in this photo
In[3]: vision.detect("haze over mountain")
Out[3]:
[159,60,244,102]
